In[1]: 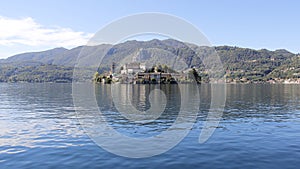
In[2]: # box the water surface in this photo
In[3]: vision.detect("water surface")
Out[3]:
[0,83,300,168]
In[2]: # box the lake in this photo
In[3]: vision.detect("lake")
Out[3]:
[0,83,300,168]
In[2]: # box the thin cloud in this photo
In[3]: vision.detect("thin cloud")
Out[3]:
[0,16,93,47]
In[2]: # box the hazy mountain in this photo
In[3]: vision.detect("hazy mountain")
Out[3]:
[4,47,68,64]
[2,39,296,68]
[0,39,298,82]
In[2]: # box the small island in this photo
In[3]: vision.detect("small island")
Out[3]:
[93,62,202,84]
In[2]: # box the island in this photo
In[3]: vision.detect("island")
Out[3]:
[93,62,202,84]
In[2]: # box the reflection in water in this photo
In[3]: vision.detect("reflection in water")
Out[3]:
[0,83,300,168]
[224,84,300,122]
[95,84,184,137]
[92,83,300,137]
[96,84,182,111]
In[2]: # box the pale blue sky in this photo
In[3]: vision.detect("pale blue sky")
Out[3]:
[0,0,299,58]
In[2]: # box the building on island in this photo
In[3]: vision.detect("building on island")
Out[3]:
[94,62,201,84]
[135,72,174,84]
[121,62,146,75]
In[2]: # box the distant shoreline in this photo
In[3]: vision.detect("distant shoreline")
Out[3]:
[1,39,299,84]
[1,80,300,84]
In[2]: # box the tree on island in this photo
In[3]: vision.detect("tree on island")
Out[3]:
[188,68,201,84]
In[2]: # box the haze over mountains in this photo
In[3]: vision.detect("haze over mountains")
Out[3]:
[0,39,299,83]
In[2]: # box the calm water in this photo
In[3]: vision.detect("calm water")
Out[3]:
[0,83,300,168]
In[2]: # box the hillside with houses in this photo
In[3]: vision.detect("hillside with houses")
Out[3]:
[0,39,299,83]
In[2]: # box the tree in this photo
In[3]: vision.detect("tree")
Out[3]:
[188,68,201,83]
[93,72,103,82]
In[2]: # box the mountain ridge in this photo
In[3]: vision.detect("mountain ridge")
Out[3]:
[0,39,299,83]
[1,39,297,67]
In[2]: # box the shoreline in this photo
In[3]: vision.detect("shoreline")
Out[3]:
[1,81,300,84]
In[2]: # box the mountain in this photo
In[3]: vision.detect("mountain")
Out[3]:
[1,45,113,67]
[4,47,68,64]
[214,46,298,82]
[0,39,299,83]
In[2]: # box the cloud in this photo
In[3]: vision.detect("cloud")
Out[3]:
[0,16,93,47]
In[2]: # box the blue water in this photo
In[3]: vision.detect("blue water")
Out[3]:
[0,83,300,168]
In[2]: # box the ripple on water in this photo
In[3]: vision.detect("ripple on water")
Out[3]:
[0,83,300,168]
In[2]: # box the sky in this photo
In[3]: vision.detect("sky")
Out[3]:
[0,0,299,59]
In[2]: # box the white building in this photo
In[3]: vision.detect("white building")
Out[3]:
[121,62,146,74]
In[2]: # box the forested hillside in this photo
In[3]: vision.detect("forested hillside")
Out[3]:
[0,39,299,83]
